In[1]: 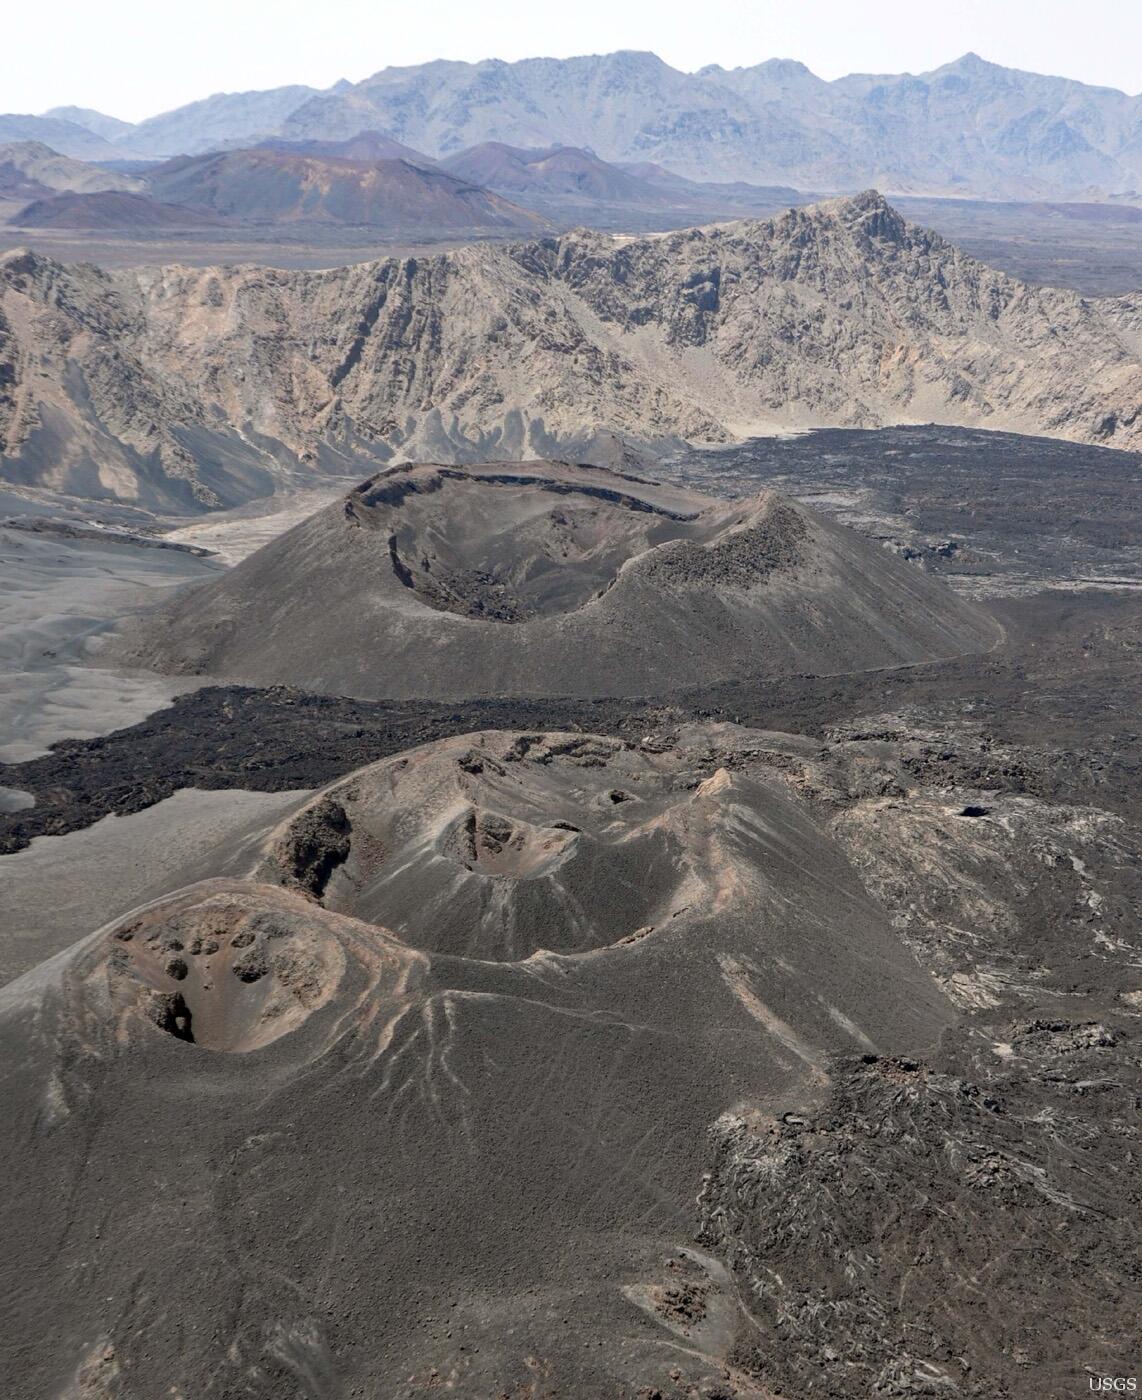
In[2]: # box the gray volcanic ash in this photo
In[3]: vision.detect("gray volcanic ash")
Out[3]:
[112,460,999,699]
[0,724,955,1397]
[3,717,1138,1396]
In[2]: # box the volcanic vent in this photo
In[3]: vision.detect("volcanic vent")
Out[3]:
[93,885,349,1052]
[258,731,695,961]
[115,460,1000,699]
[77,882,420,1055]
[353,462,709,621]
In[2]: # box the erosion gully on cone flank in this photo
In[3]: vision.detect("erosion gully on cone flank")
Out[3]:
[110,459,1000,699]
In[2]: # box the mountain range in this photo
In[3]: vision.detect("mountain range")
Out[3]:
[1,191,1139,511]
[7,51,1142,201]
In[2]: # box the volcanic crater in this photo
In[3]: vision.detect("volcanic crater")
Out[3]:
[259,731,704,961]
[112,460,1000,699]
[99,887,349,1052]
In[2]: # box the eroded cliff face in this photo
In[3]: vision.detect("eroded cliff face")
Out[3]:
[2,192,1140,511]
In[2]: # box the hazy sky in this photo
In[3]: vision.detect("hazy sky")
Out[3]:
[8,0,1141,121]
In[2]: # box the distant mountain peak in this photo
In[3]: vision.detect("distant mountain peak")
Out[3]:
[699,57,817,80]
[757,58,814,75]
[599,48,667,64]
[843,187,891,211]
[0,139,55,159]
[41,105,135,141]
[935,51,1006,78]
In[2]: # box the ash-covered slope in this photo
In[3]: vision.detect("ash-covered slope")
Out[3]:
[114,461,999,699]
[3,715,1138,1397]
[11,189,223,231]
[0,726,957,1398]
[1,192,1140,510]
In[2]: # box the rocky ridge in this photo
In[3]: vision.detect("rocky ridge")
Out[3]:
[1,193,1140,510]
[0,141,142,202]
